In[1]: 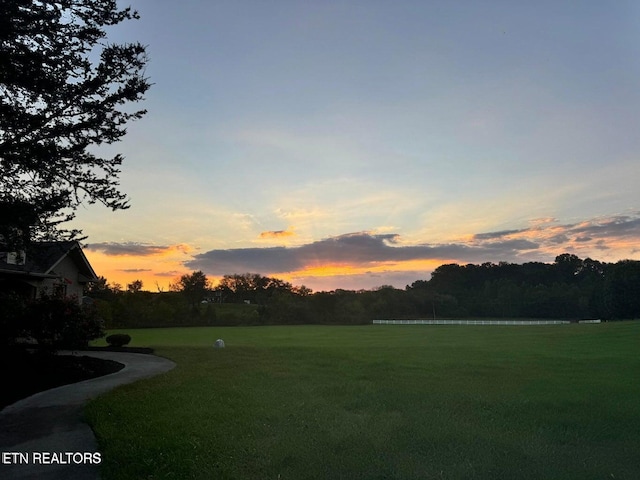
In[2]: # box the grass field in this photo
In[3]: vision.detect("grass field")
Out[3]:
[86,322,640,479]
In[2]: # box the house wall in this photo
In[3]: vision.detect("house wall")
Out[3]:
[44,255,86,301]
[1,243,96,304]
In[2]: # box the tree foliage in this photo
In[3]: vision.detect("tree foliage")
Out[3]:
[0,0,150,247]
[171,271,210,306]
[127,279,143,293]
[86,255,640,328]
[216,273,309,304]
[406,255,637,320]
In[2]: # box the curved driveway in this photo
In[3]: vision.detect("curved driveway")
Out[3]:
[0,351,176,480]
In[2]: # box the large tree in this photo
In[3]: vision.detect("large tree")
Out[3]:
[216,273,296,304]
[171,271,211,307]
[0,0,150,248]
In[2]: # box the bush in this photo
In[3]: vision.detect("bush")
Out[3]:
[106,333,131,347]
[0,292,28,346]
[21,295,104,350]
[25,294,105,350]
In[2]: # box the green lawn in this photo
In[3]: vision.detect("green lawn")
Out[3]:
[86,322,640,479]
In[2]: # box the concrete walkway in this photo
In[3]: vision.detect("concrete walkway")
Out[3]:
[0,351,176,480]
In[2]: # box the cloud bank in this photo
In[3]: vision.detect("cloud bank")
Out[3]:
[86,212,640,291]
[185,232,538,276]
[185,213,640,281]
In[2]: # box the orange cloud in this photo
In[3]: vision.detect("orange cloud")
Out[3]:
[259,228,295,239]
[83,243,194,291]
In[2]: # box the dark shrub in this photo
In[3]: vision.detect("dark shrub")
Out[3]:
[106,333,131,347]
[25,294,105,350]
[0,292,28,346]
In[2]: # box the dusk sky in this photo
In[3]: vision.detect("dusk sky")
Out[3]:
[75,0,640,292]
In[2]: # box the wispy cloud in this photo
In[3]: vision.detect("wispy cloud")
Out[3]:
[473,229,527,240]
[473,212,640,254]
[570,215,640,239]
[87,242,192,257]
[154,270,185,278]
[259,228,295,239]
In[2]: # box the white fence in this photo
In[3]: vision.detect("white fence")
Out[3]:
[372,319,600,326]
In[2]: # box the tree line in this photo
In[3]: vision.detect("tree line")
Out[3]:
[87,254,640,328]
[409,254,640,320]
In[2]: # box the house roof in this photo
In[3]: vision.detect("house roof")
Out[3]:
[0,241,98,282]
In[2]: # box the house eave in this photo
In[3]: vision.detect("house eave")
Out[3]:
[0,268,59,279]
[45,242,98,282]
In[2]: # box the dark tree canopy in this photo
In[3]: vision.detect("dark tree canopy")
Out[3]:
[0,0,150,248]
[215,273,312,304]
[171,271,211,306]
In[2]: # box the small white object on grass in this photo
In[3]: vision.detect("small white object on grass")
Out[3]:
[214,339,225,348]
